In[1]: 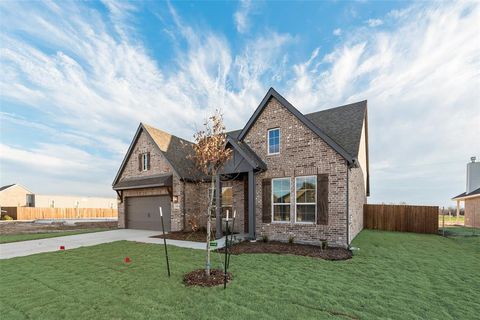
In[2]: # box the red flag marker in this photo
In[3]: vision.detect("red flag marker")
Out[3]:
[59,245,65,250]
[124,257,131,263]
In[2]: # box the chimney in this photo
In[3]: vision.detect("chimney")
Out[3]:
[466,156,480,194]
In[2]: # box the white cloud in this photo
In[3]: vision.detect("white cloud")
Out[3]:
[366,18,383,27]
[333,28,342,36]
[0,1,478,206]
[287,1,480,205]
[234,0,252,33]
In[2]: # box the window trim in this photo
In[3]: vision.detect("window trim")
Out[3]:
[271,177,291,223]
[142,153,148,171]
[267,128,280,155]
[294,175,317,224]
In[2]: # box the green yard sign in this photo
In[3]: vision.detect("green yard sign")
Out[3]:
[209,241,217,247]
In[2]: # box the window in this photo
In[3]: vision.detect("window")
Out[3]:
[210,186,233,218]
[295,176,316,223]
[272,178,290,222]
[142,153,149,171]
[267,128,280,155]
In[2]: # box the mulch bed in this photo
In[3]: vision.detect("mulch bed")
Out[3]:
[218,241,352,261]
[183,269,232,287]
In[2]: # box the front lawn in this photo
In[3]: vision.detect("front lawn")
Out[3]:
[0,230,478,319]
[0,228,112,244]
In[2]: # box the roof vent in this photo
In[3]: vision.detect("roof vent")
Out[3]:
[471,156,477,163]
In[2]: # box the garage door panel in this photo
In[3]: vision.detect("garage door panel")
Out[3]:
[127,196,171,231]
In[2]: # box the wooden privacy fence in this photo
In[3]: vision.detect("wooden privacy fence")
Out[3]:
[364,204,438,234]
[2,207,118,220]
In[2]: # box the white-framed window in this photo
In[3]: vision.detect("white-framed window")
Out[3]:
[272,177,290,222]
[267,128,280,155]
[142,153,149,171]
[295,176,317,223]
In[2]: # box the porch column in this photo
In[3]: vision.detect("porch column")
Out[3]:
[248,169,256,240]
[215,174,222,239]
[456,200,460,224]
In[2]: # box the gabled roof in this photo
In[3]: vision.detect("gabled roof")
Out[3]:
[112,124,204,186]
[226,131,267,171]
[0,184,15,192]
[305,100,367,158]
[237,87,355,164]
[452,187,480,200]
[0,184,33,193]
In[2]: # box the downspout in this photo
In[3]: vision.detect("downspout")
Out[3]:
[182,180,186,231]
[346,165,350,249]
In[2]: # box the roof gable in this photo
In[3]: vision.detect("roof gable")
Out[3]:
[237,87,354,164]
[112,124,203,186]
[0,184,32,193]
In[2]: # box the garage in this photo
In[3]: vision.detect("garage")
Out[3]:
[126,196,171,231]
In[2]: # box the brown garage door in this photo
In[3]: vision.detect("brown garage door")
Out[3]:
[126,196,171,231]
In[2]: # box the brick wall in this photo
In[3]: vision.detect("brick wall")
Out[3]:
[117,128,184,230]
[465,197,480,228]
[118,130,173,181]
[243,97,349,247]
[348,166,366,243]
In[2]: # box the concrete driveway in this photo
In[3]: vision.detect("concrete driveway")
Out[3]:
[0,229,222,260]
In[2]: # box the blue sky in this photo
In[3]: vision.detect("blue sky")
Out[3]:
[0,0,479,207]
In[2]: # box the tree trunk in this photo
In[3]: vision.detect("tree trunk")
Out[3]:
[205,175,216,277]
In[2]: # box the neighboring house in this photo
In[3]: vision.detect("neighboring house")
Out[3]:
[113,88,370,247]
[452,157,480,228]
[0,184,117,209]
[0,184,34,207]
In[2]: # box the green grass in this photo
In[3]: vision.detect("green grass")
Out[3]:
[0,230,478,319]
[441,226,480,237]
[0,228,111,244]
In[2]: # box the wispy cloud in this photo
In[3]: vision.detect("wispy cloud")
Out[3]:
[234,0,252,34]
[0,1,478,205]
[333,28,342,36]
[366,18,383,27]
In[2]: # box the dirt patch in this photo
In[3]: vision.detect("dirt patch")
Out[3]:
[218,241,352,261]
[152,230,237,242]
[183,269,232,287]
[0,221,117,235]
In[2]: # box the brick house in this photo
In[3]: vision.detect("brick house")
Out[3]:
[112,88,370,247]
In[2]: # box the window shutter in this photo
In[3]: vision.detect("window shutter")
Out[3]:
[146,152,151,170]
[138,154,142,171]
[317,174,328,225]
[262,178,272,223]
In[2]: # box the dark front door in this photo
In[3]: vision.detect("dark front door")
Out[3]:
[126,196,171,231]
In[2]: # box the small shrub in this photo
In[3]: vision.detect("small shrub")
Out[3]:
[261,235,269,243]
[2,215,13,221]
[288,236,295,244]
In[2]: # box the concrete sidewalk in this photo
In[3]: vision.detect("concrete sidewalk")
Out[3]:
[0,229,229,260]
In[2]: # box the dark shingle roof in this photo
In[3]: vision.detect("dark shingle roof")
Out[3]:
[113,174,173,190]
[143,124,205,180]
[0,184,15,192]
[452,187,480,200]
[305,101,367,158]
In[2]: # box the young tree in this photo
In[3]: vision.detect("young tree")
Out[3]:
[192,110,232,276]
